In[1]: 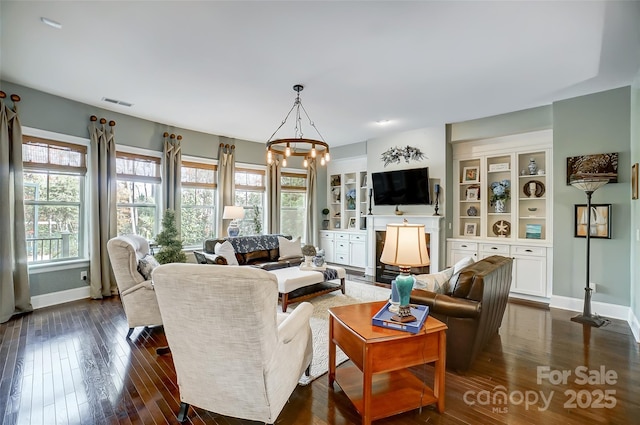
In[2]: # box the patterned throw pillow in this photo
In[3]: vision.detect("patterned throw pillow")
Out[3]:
[137,254,160,280]
[414,267,454,293]
[278,236,302,260]
[214,240,239,266]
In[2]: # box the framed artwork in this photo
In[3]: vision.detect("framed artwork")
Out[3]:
[632,163,638,200]
[466,187,479,201]
[464,222,477,236]
[347,217,357,229]
[566,152,618,185]
[334,221,341,229]
[463,166,479,183]
[574,204,611,239]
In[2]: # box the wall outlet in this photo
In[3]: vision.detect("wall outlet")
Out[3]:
[589,282,596,293]
[81,271,87,281]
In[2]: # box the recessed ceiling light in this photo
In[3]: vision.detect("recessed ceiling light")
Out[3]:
[40,17,62,29]
[375,119,392,126]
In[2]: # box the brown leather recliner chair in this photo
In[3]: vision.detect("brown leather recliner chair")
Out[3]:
[410,255,513,373]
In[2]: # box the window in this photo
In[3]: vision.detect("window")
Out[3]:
[181,160,217,247]
[234,167,265,235]
[116,151,161,240]
[22,136,87,263]
[280,172,307,241]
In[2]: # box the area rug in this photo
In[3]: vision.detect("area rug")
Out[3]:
[287,280,391,385]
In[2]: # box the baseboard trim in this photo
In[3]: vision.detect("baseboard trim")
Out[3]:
[551,295,636,337]
[31,286,91,310]
[629,310,640,343]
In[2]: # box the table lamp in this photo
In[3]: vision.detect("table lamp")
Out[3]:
[380,220,430,323]
[223,206,245,237]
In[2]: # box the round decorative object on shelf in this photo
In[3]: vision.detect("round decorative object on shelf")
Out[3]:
[523,180,545,198]
[467,205,478,216]
[493,220,511,237]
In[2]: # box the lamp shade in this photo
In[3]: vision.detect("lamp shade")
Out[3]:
[380,223,430,267]
[570,178,609,193]
[223,206,245,220]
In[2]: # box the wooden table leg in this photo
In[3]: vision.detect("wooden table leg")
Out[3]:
[435,330,446,413]
[328,316,336,387]
[363,361,373,425]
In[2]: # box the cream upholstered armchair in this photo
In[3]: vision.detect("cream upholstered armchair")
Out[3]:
[152,264,313,424]
[106,235,163,338]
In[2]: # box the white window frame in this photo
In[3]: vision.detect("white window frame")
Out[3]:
[233,163,267,235]
[115,145,162,240]
[280,168,307,242]
[22,127,90,272]
[181,155,218,249]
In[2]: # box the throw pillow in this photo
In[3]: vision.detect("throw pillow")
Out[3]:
[453,256,475,274]
[137,254,160,280]
[215,241,239,266]
[414,267,454,292]
[278,236,302,260]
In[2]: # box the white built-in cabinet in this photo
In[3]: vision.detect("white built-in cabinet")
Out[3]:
[448,130,553,302]
[320,157,368,268]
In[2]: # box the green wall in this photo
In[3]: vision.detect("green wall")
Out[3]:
[449,87,634,309]
[631,73,640,324]
[1,80,275,297]
[552,87,631,305]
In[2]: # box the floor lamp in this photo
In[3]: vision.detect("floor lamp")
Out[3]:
[570,177,608,327]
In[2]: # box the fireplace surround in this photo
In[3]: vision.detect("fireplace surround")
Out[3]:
[365,215,444,280]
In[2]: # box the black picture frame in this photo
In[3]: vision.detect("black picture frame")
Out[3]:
[574,204,611,239]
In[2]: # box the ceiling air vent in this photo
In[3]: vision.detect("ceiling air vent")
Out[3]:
[101,97,133,107]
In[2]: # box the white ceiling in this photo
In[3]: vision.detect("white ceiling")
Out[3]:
[2,1,640,147]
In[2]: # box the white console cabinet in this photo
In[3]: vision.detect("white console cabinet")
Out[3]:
[319,230,367,268]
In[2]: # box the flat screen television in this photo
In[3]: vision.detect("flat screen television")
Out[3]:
[371,167,430,205]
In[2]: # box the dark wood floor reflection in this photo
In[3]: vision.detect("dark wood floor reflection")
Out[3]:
[1,293,639,425]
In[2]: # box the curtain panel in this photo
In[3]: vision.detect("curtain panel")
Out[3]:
[162,132,182,230]
[217,142,236,237]
[267,160,282,234]
[88,116,118,299]
[0,92,33,323]
[305,159,318,246]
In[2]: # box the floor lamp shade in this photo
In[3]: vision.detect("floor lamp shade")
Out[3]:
[223,206,245,237]
[380,222,430,322]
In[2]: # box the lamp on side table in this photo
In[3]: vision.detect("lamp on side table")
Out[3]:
[380,220,430,323]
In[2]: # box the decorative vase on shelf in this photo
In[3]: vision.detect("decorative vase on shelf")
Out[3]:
[528,158,538,175]
[467,205,478,216]
[495,199,505,213]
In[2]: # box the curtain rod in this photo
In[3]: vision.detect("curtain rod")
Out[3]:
[0,91,21,102]
[90,115,116,127]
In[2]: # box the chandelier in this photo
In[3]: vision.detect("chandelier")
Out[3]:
[266,84,330,168]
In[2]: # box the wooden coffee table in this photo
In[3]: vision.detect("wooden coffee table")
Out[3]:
[328,301,447,424]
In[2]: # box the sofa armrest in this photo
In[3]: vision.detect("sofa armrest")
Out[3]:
[278,302,313,343]
[411,289,481,318]
[193,251,228,265]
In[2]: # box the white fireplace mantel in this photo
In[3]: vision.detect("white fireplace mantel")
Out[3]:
[365,215,444,277]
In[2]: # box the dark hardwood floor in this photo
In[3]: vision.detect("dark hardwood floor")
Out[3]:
[1,285,639,425]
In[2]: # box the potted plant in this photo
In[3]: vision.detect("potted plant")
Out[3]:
[301,244,316,266]
[322,208,330,230]
[155,210,187,264]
